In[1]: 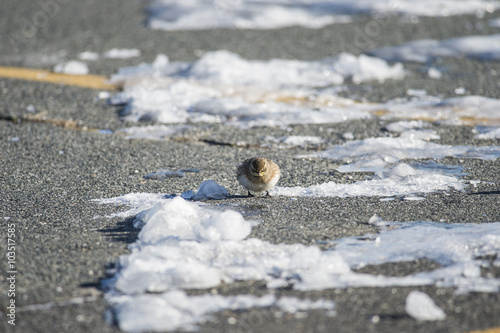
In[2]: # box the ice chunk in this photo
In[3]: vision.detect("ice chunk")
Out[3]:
[53,60,89,75]
[136,197,202,242]
[192,180,230,200]
[104,48,141,59]
[276,297,336,315]
[78,51,99,61]
[368,214,384,225]
[385,120,429,132]
[135,196,246,243]
[342,132,354,140]
[405,291,446,321]
[388,163,418,177]
[384,121,440,140]
[428,67,442,79]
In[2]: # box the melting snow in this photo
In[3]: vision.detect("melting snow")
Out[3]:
[380,95,500,126]
[303,134,500,174]
[147,0,499,31]
[109,52,500,129]
[97,194,500,332]
[109,51,403,127]
[272,163,465,198]
[372,34,500,62]
[279,129,498,198]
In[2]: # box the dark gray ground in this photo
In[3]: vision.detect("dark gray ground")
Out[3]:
[1,1,500,332]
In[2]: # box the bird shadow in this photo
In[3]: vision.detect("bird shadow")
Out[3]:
[97,216,139,244]
[468,190,500,195]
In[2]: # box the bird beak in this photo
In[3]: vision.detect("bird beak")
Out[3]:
[258,172,264,176]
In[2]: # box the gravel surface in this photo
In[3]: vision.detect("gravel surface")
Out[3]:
[1,1,499,332]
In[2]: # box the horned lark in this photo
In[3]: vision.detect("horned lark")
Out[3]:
[237,157,280,197]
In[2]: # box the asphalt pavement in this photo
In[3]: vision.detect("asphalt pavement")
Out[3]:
[1,1,500,332]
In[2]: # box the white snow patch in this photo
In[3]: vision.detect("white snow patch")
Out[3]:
[271,163,465,198]
[118,125,191,140]
[405,291,446,321]
[427,67,442,79]
[112,291,334,332]
[104,48,141,59]
[277,133,500,198]
[475,126,500,139]
[98,91,111,99]
[53,60,89,75]
[380,95,500,126]
[372,34,500,62]
[110,52,500,128]
[109,51,403,127]
[98,195,500,332]
[385,120,430,132]
[342,132,354,140]
[93,193,165,218]
[148,0,349,30]
[147,0,499,31]
[78,51,99,61]
[406,89,427,97]
[263,135,324,148]
[305,135,500,174]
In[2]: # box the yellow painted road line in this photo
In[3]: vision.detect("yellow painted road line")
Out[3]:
[468,327,500,333]
[0,66,118,90]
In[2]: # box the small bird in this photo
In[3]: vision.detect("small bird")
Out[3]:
[237,157,280,197]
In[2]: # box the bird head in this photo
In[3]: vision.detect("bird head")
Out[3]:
[250,158,267,177]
